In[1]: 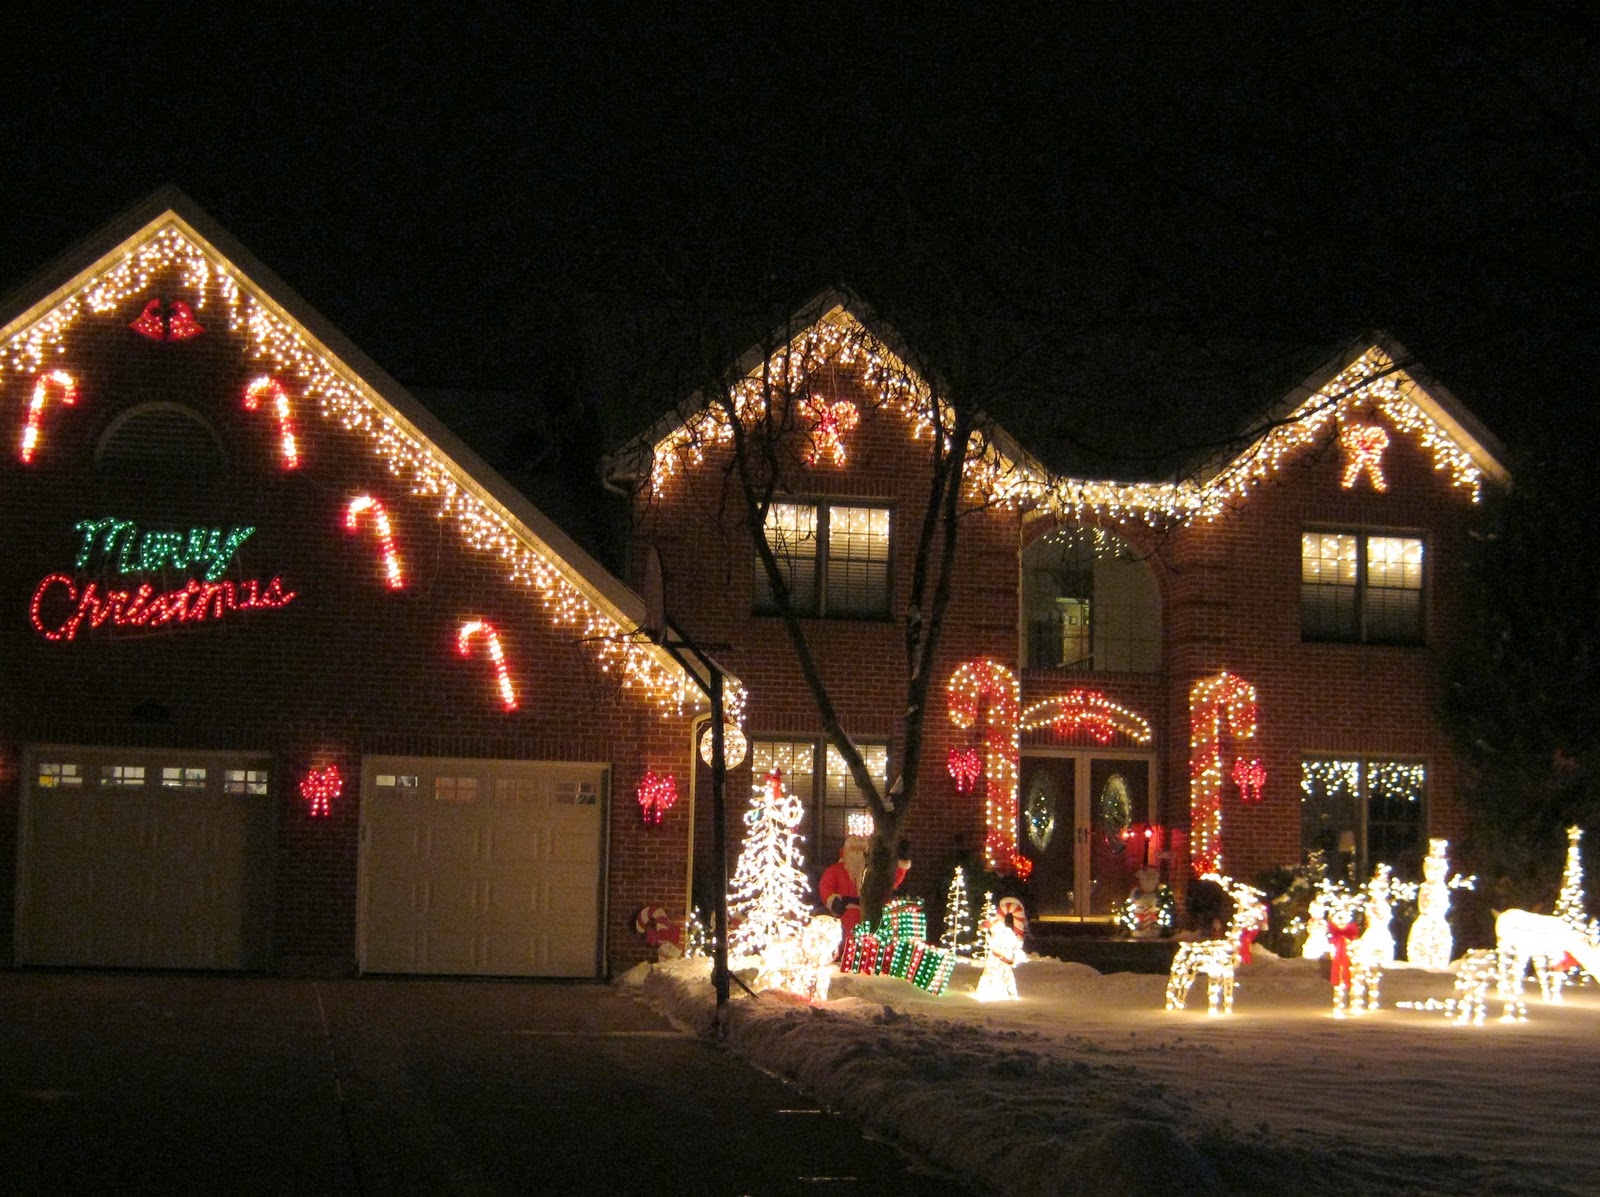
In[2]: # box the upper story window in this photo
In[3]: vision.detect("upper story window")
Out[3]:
[96,401,227,476]
[1301,532,1424,644]
[755,500,891,618]
[1022,527,1160,672]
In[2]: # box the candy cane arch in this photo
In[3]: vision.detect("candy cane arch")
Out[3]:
[242,376,300,468]
[457,619,518,710]
[948,659,1030,878]
[344,494,405,588]
[19,370,79,463]
[1188,670,1259,876]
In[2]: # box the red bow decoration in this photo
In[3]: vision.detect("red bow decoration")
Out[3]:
[636,770,677,827]
[947,747,981,794]
[1327,920,1361,987]
[1231,757,1267,803]
[1238,926,1260,965]
[130,298,205,341]
[299,764,342,818]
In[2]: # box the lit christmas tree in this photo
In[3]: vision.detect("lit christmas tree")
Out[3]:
[941,866,975,957]
[973,891,996,962]
[728,769,813,961]
[1554,826,1596,941]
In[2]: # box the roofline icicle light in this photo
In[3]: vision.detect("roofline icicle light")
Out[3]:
[0,218,716,722]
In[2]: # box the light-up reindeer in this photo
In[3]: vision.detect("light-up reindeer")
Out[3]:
[1495,909,1600,1002]
[1165,876,1267,1015]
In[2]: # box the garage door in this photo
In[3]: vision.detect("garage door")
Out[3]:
[15,745,275,970]
[358,756,607,977]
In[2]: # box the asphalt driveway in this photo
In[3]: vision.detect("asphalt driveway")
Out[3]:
[1,971,968,1196]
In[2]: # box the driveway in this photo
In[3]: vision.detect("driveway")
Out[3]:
[1,972,969,1195]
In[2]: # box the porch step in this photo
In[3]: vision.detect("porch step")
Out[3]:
[1029,935,1179,975]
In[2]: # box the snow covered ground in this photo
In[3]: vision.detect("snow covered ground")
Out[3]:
[623,949,1600,1197]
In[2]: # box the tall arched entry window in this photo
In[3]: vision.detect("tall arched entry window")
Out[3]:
[1022,527,1161,672]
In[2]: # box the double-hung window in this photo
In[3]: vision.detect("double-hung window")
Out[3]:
[755,500,891,618]
[1301,531,1424,644]
[1300,756,1426,880]
[749,737,889,876]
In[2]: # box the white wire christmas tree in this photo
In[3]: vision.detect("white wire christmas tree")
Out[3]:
[941,866,975,957]
[728,768,813,961]
[1555,826,1598,945]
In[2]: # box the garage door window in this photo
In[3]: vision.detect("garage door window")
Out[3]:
[162,766,208,790]
[375,773,419,794]
[101,764,146,788]
[38,762,83,787]
[434,775,479,803]
[224,769,269,795]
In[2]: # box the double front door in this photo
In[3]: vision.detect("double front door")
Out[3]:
[1019,753,1155,918]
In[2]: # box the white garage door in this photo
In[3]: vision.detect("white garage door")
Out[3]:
[15,745,275,970]
[358,756,607,977]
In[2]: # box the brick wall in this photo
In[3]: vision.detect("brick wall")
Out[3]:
[0,282,692,975]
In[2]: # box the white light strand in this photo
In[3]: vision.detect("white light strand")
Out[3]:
[0,220,725,723]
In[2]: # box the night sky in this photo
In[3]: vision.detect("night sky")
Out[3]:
[2,5,1594,489]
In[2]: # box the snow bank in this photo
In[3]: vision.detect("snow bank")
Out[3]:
[625,951,1598,1196]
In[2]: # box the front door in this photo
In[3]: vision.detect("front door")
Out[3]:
[1020,753,1155,919]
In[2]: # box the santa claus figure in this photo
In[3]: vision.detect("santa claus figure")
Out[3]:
[818,834,911,945]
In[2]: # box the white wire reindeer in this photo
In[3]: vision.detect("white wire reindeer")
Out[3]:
[1165,875,1267,1015]
[1496,909,1600,1002]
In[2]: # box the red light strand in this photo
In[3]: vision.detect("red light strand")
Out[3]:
[30,572,297,641]
[19,370,78,464]
[243,376,300,469]
[344,494,405,588]
[457,619,518,710]
[1189,671,1259,876]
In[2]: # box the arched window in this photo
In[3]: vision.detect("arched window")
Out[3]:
[96,402,227,475]
[1022,527,1160,672]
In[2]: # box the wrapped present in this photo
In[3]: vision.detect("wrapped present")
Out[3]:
[886,937,917,979]
[910,942,957,996]
[880,899,928,942]
[841,931,887,975]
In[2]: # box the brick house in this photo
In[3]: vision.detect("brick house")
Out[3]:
[0,190,706,977]
[604,293,1510,926]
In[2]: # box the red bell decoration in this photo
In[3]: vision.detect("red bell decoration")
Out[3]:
[636,770,677,827]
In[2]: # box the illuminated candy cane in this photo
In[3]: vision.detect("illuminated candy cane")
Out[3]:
[457,619,518,710]
[19,370,79,463]
[243,376,300,468]
[344,494,405,588]
[948,659,1030,878]
[1188,671,1258,877]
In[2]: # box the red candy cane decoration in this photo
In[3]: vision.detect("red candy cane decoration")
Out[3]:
[1188,671,1259,876]
[457,619,518,710]
[345,495,405,588]
[948,659,1030,878]
[243,376,300,469]
[19,370,79,463]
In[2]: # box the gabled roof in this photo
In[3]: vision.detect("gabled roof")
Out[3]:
[0,187,712,718]
[607,287,1511,527]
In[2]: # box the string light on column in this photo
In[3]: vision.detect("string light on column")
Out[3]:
[344,494,405,588]
[19,370,78,464]
[1188,671,1259,877]
[457,619,518,710]
[948,659,1030,878]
